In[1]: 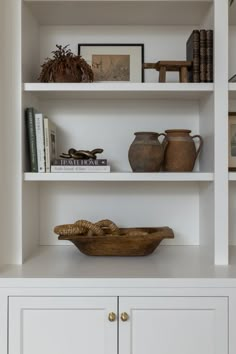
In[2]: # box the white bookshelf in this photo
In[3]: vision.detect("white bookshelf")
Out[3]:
[24,172,214,182]
[24,82,214,100]
[0,0,231,271]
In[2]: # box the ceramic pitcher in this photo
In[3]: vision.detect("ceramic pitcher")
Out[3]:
[162,129,203,172]
[128,132,167,172]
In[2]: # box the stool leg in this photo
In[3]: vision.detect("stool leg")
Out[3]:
[159,66,166,83]
[180,66,188,83]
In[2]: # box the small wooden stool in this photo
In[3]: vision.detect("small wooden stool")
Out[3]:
[144,60,192,83]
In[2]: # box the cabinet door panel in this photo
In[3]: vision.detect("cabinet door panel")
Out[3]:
[9,296,117,354]
[119,297,228,354]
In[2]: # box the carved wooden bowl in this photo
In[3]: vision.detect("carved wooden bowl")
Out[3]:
[56,226,174,256]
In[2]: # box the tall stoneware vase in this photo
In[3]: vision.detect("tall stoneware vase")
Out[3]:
[128,132,166,172]
[162,129,203,172]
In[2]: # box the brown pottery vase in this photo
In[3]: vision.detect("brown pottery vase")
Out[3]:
[162,129,203,172]
[128,132,166,172]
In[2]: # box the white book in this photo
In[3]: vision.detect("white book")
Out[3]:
[34,112,45,172]
[51,165,111,173]
[44,117,57,173]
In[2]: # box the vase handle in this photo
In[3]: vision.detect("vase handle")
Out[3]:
[158,133,168,152]
[192,135,203,160]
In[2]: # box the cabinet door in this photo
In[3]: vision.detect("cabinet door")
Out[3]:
[119,297,228,354]
[9,296,117,354]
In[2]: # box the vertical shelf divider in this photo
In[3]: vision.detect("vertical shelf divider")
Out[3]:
[214,0,229,265]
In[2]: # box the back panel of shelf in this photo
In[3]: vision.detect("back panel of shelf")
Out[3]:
[21,3,215,266]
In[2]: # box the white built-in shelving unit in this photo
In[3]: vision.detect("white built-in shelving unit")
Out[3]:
[0,0,234,276]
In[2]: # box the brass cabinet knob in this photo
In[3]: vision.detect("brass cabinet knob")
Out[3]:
[120,312,129,322]
[108,312,116,322]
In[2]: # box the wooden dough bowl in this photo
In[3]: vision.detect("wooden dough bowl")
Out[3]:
[58,227,174,256]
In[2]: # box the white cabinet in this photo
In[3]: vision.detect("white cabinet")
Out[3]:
[9,296,228,354]
[9,296,117,354]
[119,296,228,354]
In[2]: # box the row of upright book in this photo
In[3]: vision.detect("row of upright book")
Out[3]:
[25,107,110,173]
[25,107,57,173]
[186,29,213,83]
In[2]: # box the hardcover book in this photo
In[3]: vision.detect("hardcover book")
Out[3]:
[25,107,38,172]
[200,29,207,82]
[53,158,107,166]
[186,29,200,82]
[206,30,213,82]
[44,117,57,173]
[51,165,110,173]
[35,112,46,172]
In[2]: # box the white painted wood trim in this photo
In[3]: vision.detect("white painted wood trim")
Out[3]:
[0,295,8,354]
[214,0,229,265]
[25,0,213,2]
[24,172,214,182]
[24,82,214,92]
[23,82,214,100]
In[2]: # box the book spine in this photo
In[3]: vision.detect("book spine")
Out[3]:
[51,165,111,173]
[44,118,50,173]
[186,29,200,83]
[200,29,207,82]
[206,30,213,82]
[229,74,236,82]
[25,108,38,172]
[35,113,45,172]
[53,158,107,166]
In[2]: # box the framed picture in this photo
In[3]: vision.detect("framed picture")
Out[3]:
[78,43,144,82]
[229,112,236,171]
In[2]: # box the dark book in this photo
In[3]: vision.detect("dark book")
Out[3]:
[206,30,213,82]
[200,29,207,82]
[25,107,38,172]
[186,29,200,82]
[53,158,107,166]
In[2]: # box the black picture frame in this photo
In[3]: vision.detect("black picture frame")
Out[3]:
[78,43,144,83]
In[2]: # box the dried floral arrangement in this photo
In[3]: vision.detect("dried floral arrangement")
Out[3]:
[39,45,94,83]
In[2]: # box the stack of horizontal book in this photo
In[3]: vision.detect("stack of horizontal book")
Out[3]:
[186,29,213,83]
[51,158,110,173]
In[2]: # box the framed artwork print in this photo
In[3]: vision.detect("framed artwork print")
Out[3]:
[229,112,236,171]
[78,43,144,82]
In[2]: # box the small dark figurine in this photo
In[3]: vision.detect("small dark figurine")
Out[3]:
[39,45,94,83]
[60,148,104,160]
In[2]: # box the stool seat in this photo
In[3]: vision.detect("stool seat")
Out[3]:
[143,60,193,83]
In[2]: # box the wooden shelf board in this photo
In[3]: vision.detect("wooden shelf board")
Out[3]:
[2,245,236,283]
[24,83,214,100]
[229,172,236,181]
[24,172,214,182]
[229,83,236,99]
[24,1,212,26]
